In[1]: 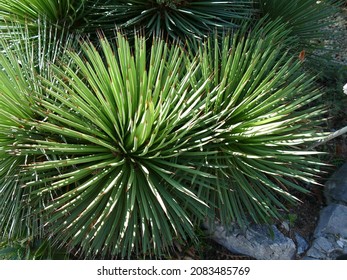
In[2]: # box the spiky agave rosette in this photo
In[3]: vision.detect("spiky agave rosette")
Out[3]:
[0,22,327,258]
[0,0,87,37]
[191,20,327,226]
[0,0,255,43]
[8,33,225,258]
[86,0,255,40]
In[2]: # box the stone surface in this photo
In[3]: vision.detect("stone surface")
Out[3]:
[302,256,318,260]
[325,163,347,205]
[305,235,346,260]
[336,237,347,248]
[303,162,347,260]
[303,202,347,260]
[314,204,347,238]
[315,236,335,252]
[207,223,296,260]
[295,233,309,255]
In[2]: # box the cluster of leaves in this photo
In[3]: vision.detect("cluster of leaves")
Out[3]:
[0,238,69,260]
[0,1,341,47]
[0,0,342,259]
[0,0,255,40]
[86,0,255,40]
[257,0,342,62]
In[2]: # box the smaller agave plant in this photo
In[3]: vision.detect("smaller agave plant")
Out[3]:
[0,0,255,43]
[0,23,72,242]
[0,0,86,35]
[186,19,327,226]
[89,0,255,40]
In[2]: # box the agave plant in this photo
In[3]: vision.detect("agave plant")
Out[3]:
[87,0,255,40]
[188,20,327,226]
[0,0,87,36]
[0,28,229,257]
[0,0,256,42]
[0,2,329,257]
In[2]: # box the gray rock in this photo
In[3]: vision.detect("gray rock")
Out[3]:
[316,236,335,252]
[314,204,347,238]
[306,236,336,259]
[302,256,319,260]
[325,163,347,205]
[336,238,347,248]
[303,162,347,260]
[305,246,324,259]
[305,234,347,260]
[330,250,347,259]
[207,223,296,260]
[295,233,309,255]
